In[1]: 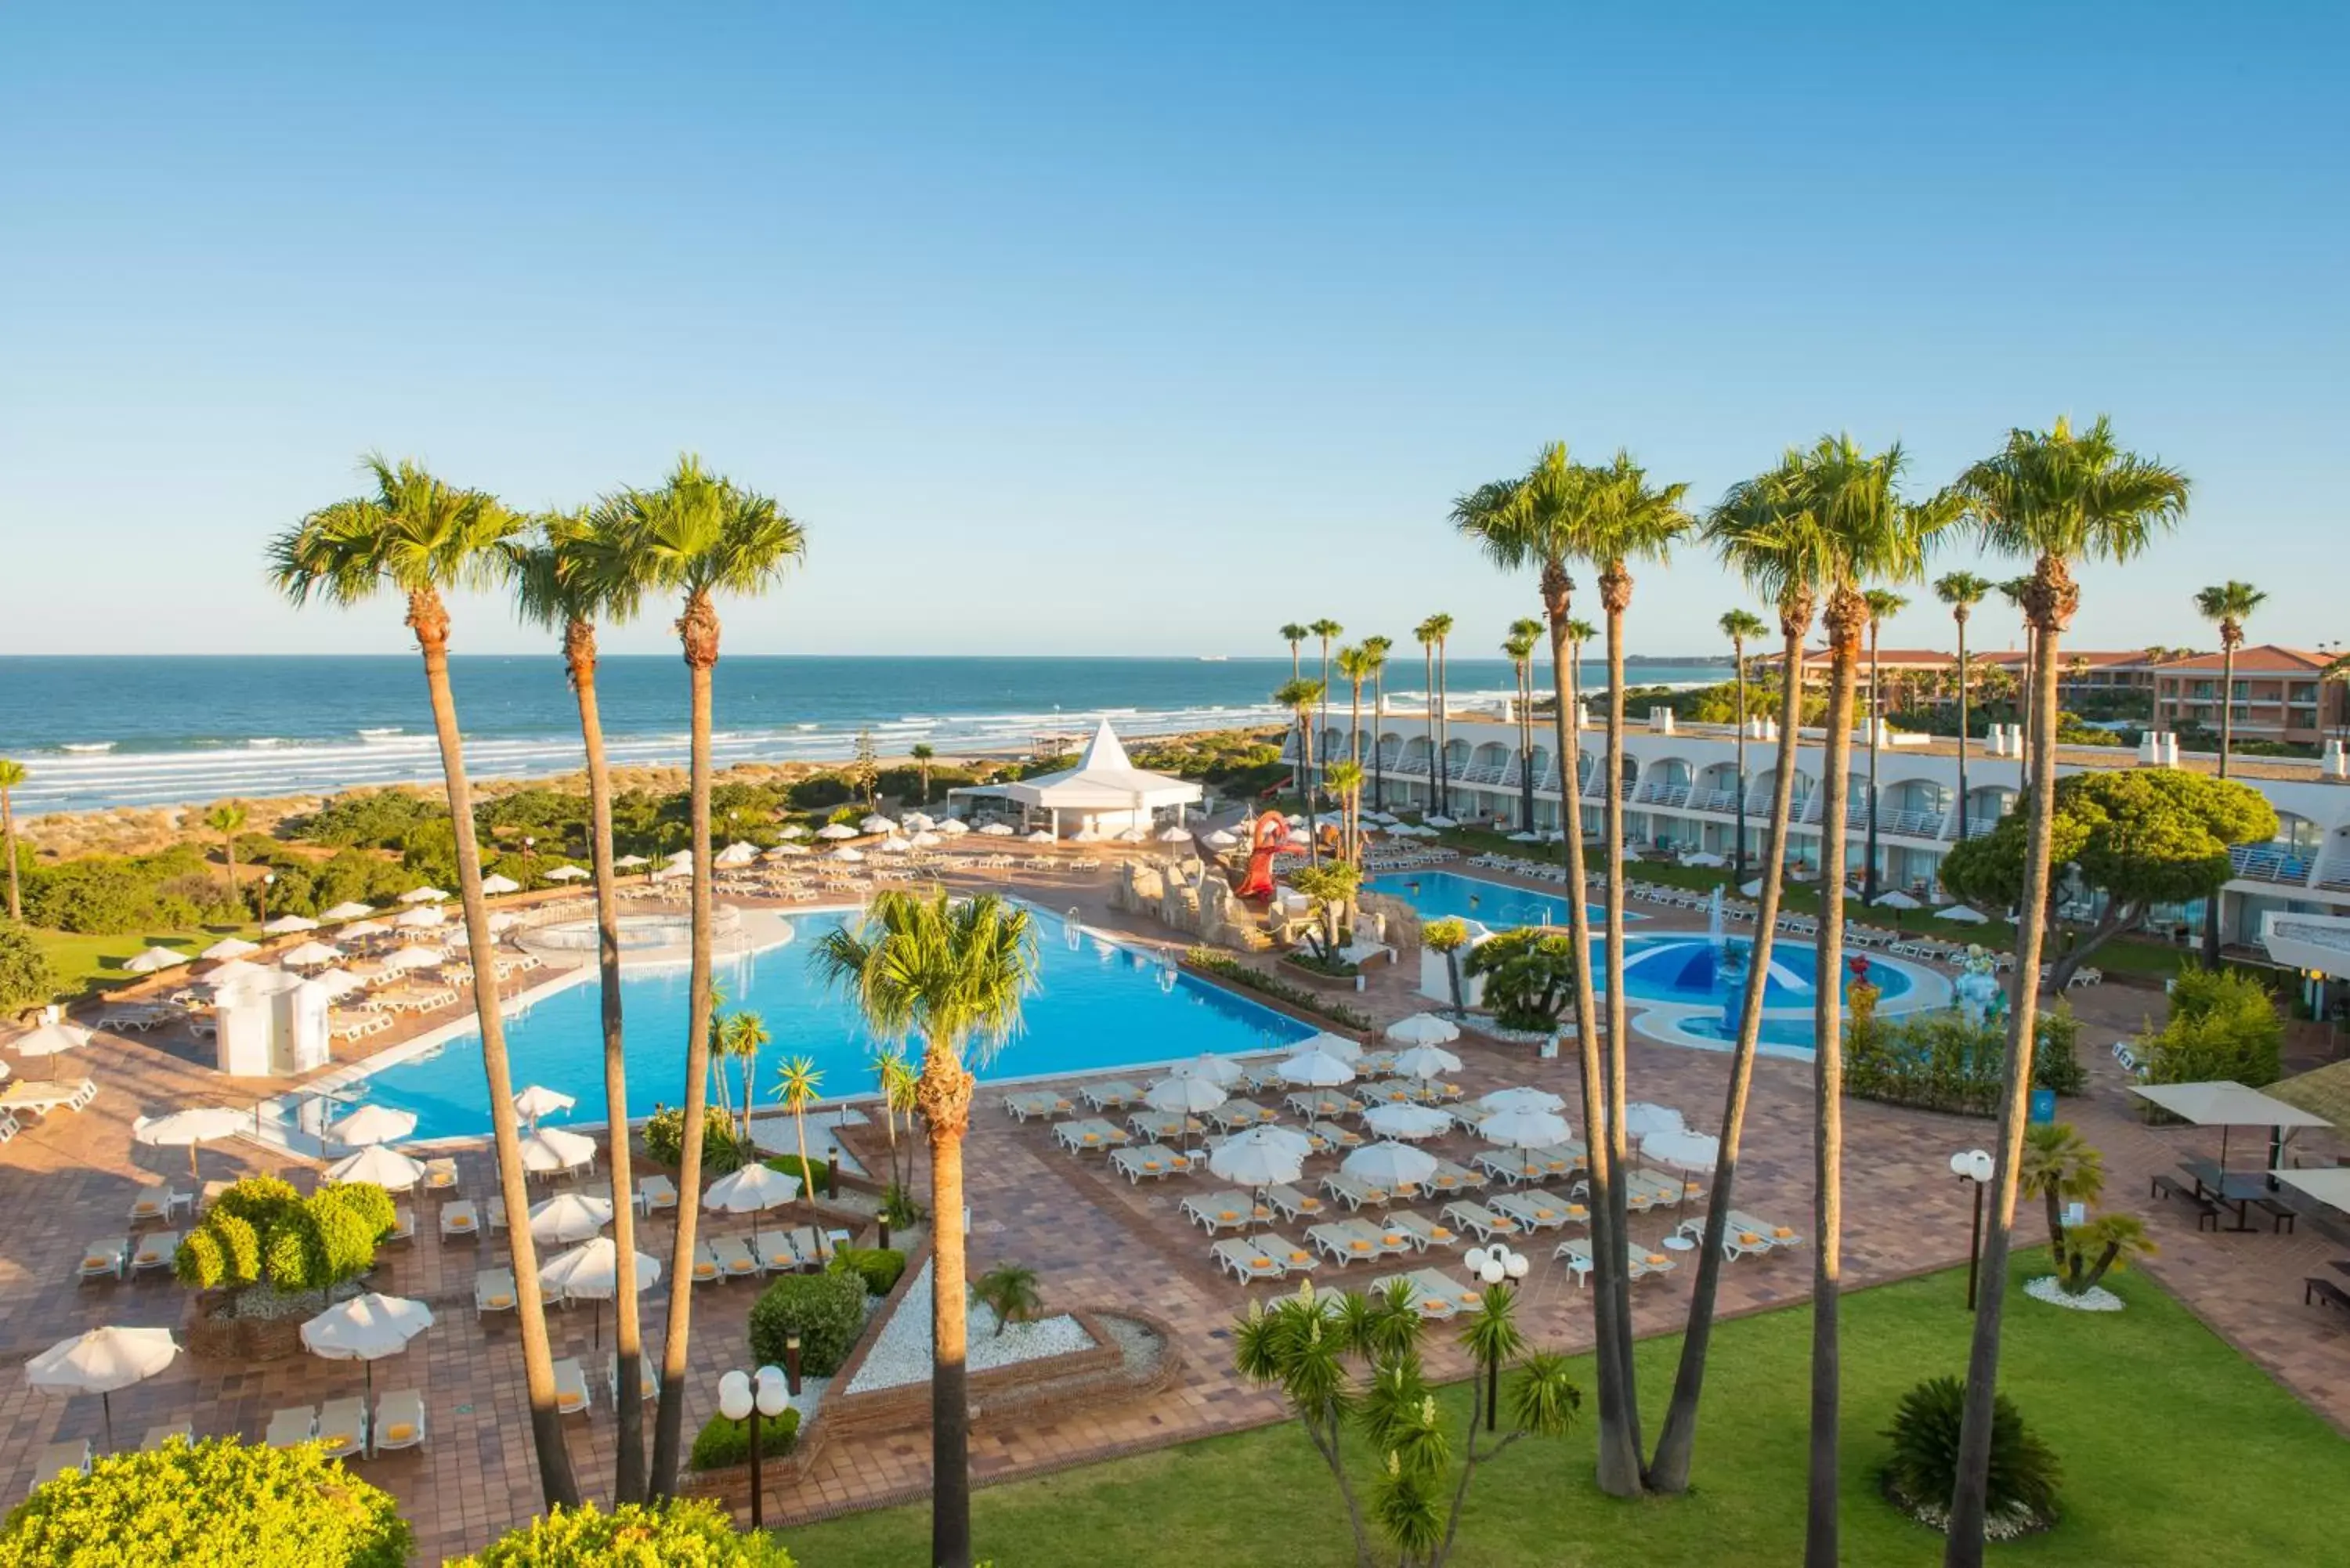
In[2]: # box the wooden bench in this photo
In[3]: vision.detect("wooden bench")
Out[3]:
[2149,1173,2221,1232]
[2304,1276,2350,1315]
[2254,1198,2298,1234]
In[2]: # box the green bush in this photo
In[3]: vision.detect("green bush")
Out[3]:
[748,1269,867,1375]
[1882,1374,2061,1527]
[1183,946,1373,1031]
[2142,966,2283,1087]
[688,1407,802,1471]
[0,923,59,1012]
[642,1105,745,1176]
[765,1154,830,1194]
[173,1176,385,1295]
[2033,1003,2087,1096]
[0,1436,411,1565]
[1846,996,2089,1118]
[828,1246,907,1296]
[451,1500,795,1566]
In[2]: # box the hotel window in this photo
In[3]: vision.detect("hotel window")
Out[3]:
[2290,682,2319,703]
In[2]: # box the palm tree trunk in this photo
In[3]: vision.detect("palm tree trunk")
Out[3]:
[651,602,721,1497]
[1864,630,1883,904]
[2203,641,2236,965]
[1371,668,1386,815]
[224,834,239,915]
[413,591,578,1509]
[1300,716,1321,870]
[2,786,19,923]
[1545,569,1639,1497]
[1805,600,1862,1568]
[1425,647,1442,815]
[1954,616,1971,842]
[1733,646,1748,881]
[1437,639,1452,817]
[922,1057,978,1568]
[568,625,647,1501]
[2017,626,2037,768]
[1650,623,1807,1489]
[1944,572,2066,1568]
[1597,583,1641,1460]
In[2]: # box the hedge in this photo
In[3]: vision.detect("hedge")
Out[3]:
[748,1269,866,1375]
[451,1501,795,1566]
[1184,946,1372,1030]
[0,1437,411,1566]
[828,1246,907,1296]
[764,1154,831,1194]
[688,1407,801,1472]
[173,1176,389,1295]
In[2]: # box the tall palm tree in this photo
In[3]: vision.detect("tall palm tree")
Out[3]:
[1279,622,1309,681]
[1452,443,1640,1495]
[1935,572,1991,841]
[725,1010,770,1146]
[619,453,806,1496]
[1503,622,1541,831]
[1274,678,1325,869]
[0,758,22,922]
[2193,580,2265,963]
[1945,416,2188,1567]
[1334,644,1376,771]
[267,454,577,1509]
[506,504,654,1499]
[1860,588,1909,904]
[1325,760,1365,865]
[1717,610,1768,881]
[1309,617,1343,758]
[1414,615,1455,816]
[772,1052,821,1187]
[1564,616,1596,853]
[202,804,248,911]
[911,742,935,804]
[812,891,1037,1568]
[1361,634,1393,814]
[1653,454,1828,1492]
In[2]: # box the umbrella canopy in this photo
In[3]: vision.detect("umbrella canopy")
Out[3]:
[776,826,810,840]
[540,1237,663,1300]
[816,823,859,840]
[1172,1053,1244,1087]
[901,811,935,831]
[478,874,522,895]
[1025,829,1057,844]
[301,1292,432,1414]
[487,912,522,933]
[1873,889,1925,911]
[513,1084,577,1122]
[1641,1128,1721,1170]
[1739,878,1766,898]
[203,959,271,989]
[1479,1086,1565,1115]
[309,967,366,999]
[1364,1103,1453,1141]
[935,819,970,836]
[1294,1031,1365,1064]
[1936,903,1990,924]
[1278,1048,1358,1088]
[1385,1013,1462,1046]
[1507,830,1542,843]
[132,1106,248,1176]
[1479,1107,1571,1148]
[1144,1074,1227,1115]
[702,1162,801,1213]
[200,937,259,962]
[398,887,449,904]
[393,905,447,929]
[381,945,444,970]
[859,815,897,833]
[517,1125,597,1174]
[1206,1126,1307,1188]
[280,940,342,967]
[27,1326,179,1452]
[121,945,190,974]
[715,840,761,865]
[1622,1102,1685,1140]
[544,864,590,881]
[613,854,651,868]
[2271,1165,2350,1215]
[14,1021,94,1057]
[977,822,1017,836]
[877,836,913,854]
[328,1104,418,1148]
[1424,815,1458,829]
[1344,1140,1439,1189]
[338,919,391,938]
[2130,1079,2331,1168]
[1682,851,1727,868]
[323,1143,426,1190]
[827,846,866,862]
[1157,825,1194,842]
[262,914,320,934]
[320,901,377,921]
[528,1190,616,1245]
[1390,1044,1462,1080]
[1202,829,1239,848]
[909,830,943,848]
[772,843,812,857]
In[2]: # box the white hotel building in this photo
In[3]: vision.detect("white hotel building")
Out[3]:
[1283,703,2350,952]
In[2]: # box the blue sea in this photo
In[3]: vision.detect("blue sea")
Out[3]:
[0,655,1730,814]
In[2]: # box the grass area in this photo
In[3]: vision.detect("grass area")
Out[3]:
[24,924,256,1001]
[781,1255,2348,1567]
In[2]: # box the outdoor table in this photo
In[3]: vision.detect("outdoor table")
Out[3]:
[2180,1161,2279,1233]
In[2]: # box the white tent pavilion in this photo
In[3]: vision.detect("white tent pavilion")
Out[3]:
[949,719,1202,840]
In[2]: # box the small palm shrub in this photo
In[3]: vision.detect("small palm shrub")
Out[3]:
[972,1263,1044,1336]
[1883,1375,2061,1530]
[747,1269,866,1375]
[452,1500,796,1566]
[879,1182,927,1229]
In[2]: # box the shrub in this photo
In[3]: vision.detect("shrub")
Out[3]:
[452,1500,795,1566]
[1462,927,1578,1032]
[688,1407,801,1472]
[828,1246,907,1296]
[880,1183,927,1229]
[1183,947,1372,1031]
[765,1154,831,1194]
[0,1436,411,1565]
[2142,966,2283,1086]
[1882,1375,2061,1528]
[972,1263,1044,1335]
[1846,1000,2091,1118]
[747,1269,867,1375]
[173,1176,385,1295]
[0,923,59,1013]
[642,1105,745,1176]
[2032,1003,2087,1096]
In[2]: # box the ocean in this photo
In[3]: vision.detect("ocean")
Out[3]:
[0,655,1730,814]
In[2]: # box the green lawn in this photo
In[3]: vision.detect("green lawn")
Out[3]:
[780,1256,2347,1567]
[25,924,257,1001]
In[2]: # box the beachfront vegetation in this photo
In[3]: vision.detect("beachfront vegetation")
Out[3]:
[748,1269,866,1376]
[0,1436,413,1566]
[0,922,59,1012]
[971,1263,1043,1337]
[2135,964,2285,1086]
[455,1500,794,1566]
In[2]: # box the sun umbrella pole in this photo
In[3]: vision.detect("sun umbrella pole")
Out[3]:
[102,1389,114,1454]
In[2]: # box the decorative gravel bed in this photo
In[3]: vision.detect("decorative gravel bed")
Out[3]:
[844,1260,1092,1394]
[2025,1274,2125,1312]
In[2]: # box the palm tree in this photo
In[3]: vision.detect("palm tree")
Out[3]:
[1652,453,1830,1493]
[2324,653,2350,743]
[1310,618,1343,757]
[505,504,654,1498]
[1504,621,1542,831]
[725,1010,771,1147]
[1325,760,1365,865]
[1335,645,1376,772]
[2193,580,2265,963]
[812,890,1038,1568]
[911,742,935,804]
[0,758,22,921]
[202,804,248,912]
[1935,573,1991,841]
[617,453,806,1497]
[1274,678,1326,868]
[1279,622,1310,681]
[1415,615,1455,816]
[973,1263,1043,1339]
[267,454,577,1509]
[1362,634,1394,814]
[1451,443,1638,1495]
[1860,588,1909,904]
[1945,415,2188,1567]
[1997,576,2035,751]
[1564,616,1596,852]
[2019,1121,2104,1261]
[1717,610,1768,881]
[871,1045,914,1190]
[772,1053,822,1191]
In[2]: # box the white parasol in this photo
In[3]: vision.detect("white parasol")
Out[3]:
[328,1104,418,1148]
[323,1142,426,1191]
[516,1125,596,1175]
[132,1106,248,1178]
[1363,1103,1453,1140]
[1343,1140,1438,1190]
[1384,1013,1461,1046]
[27,1326,179,1452]
[513,1084,577,1124]
[702,1162,801,1213]
[300,1293,432,1421]
[527,1190,615,1245]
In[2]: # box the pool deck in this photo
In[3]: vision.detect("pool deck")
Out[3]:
[2,851,2345,1555]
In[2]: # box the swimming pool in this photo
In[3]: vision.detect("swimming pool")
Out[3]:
[331,910,1318,1140]
[1365,870,1629,930]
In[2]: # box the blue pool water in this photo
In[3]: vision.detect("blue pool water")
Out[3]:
[1365,870,1629,930]
[345,912,1316,1139]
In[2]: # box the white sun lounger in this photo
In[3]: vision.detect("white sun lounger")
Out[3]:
[1212,1236,1286,1282]
[131,1230,180,1272]
[264,1406,316,1450]
[1110,1143,1192,1183]
[1052,1118,1129,1154]
[1180,1190,1267,1232]
[314,1396,368,1459]
[78,1237,127,1281]
[0,1078,97,1117]
[552,1357,591,1415]
[34,1440,92,1487]
[373,1389,427,1454]
[1264,1183,1327,1222]
[1489,1190,1582,1232]
[606,1352,660,1406]
[1440,1201,1520,1243]
[475,1267,517,1315]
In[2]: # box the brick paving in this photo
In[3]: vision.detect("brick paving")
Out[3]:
[3,855,2345,1558]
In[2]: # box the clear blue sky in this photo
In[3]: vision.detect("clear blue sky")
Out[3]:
[2,2,2341,660]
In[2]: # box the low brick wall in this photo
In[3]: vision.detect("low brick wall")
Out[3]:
[183,1292,306,1363]
[1177,959,1373,1040]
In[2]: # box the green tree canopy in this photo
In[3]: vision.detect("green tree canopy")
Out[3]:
[1462,927,1579,1033]
[0,923,59,1013]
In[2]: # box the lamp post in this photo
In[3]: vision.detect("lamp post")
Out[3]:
[1950,1147,1994,1310]
[1463,1243,1530,1430]
[522,835,535,890]
[717,1364,790,1532]
[258,871,276,926]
